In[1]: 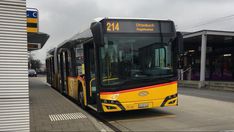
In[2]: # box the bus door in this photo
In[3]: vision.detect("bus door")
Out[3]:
[51,58,55,87]
[84,42,98,108]
[60,51,69,94]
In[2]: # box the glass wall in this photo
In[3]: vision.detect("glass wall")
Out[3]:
[183,35,234,81]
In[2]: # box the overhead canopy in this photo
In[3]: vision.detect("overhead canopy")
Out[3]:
[183,30,234,52]
[182,30,234,82]
[27,32,49,51]
[183,30,234,38]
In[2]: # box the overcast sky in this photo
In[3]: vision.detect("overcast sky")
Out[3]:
[27,0,234,63]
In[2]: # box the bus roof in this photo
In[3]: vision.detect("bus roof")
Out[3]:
[52,17,175,52]
[94,17,173,22]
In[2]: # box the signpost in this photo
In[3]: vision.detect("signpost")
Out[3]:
[26,8,49,51]
[27,8,38,33]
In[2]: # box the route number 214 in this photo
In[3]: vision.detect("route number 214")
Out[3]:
[106,22,120,32]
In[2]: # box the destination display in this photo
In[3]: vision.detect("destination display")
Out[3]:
[103,19,174,34]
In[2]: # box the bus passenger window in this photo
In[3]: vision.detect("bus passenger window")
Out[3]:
[75,45,84,75]
[155,48,166,67]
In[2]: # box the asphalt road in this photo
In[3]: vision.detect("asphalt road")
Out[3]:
[179,87,234,103]
[37,76,234,131]
[98,88,234,131]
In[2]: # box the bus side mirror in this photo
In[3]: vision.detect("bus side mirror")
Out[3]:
[172,32,184,72]
[90,22,104,46]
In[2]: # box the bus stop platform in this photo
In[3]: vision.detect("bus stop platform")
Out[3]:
[29,76,109,131]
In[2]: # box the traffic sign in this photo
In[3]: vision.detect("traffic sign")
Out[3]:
[27,10,38,18]
[27,8,38,33]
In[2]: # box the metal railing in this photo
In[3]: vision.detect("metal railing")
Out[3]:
[178,67,192,80]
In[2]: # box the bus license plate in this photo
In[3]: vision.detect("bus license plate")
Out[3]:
[138,103,149,108]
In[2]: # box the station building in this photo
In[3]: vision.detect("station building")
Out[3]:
[180,30,234,90]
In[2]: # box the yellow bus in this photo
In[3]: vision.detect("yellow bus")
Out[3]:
[46,17,182,112]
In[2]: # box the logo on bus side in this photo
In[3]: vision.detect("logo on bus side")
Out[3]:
[138,91,149,96]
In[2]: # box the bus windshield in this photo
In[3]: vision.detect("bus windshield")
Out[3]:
[99,34,173,86]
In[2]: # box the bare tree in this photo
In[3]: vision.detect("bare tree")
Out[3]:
[28,53,42,71]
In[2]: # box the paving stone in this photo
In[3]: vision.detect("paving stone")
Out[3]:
[29,77,99,131]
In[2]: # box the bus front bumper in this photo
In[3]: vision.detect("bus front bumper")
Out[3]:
[101,94,178,112]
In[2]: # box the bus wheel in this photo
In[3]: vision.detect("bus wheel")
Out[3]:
[79,90,85,109]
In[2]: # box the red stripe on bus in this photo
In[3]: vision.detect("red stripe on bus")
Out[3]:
[100,81,177,95]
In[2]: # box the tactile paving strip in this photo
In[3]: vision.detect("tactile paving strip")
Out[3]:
[49,112,87,121]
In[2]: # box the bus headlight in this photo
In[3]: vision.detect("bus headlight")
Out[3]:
[101,99,118,104]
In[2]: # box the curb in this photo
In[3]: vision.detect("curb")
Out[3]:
[39,77,113,132]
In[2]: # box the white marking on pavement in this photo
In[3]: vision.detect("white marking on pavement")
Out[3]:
[49,112,87,121]
[71,113,76,119]
[60,114,64,120]
[49,115,53,121]
[53,114,58,121]
[62,114,66,120]
[64,113,69,120]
